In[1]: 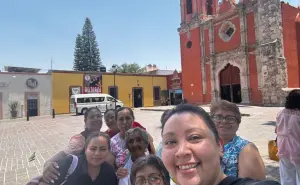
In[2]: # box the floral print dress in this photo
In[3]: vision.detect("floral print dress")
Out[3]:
[221,135,250,177]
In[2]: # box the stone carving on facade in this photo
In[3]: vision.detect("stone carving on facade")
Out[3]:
[255,0,287,106]
[218,21,237,42]
[178,0,290,106]
[213,48,250,103]
[200,26,206,94]
[217,1,235,15]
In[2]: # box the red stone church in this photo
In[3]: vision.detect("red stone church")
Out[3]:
[179,0,300,105]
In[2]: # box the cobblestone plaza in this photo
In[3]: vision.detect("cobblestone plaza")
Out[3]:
[0,105,281,184]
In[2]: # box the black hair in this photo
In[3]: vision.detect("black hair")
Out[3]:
[285,89,300,109]
[104,109,116,119]
[160,109,172,134]
[130,155,170,185]
[84,131,111,151]
[161,104,220,143]
[160,109,172,124]
[116,107,135,120]
[84,107,102,119]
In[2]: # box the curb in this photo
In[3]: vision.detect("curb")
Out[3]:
[139,109,251,117]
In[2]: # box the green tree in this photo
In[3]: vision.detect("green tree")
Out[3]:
[73,34,83,71]
[80,17,101,71]
[109,63,146,73]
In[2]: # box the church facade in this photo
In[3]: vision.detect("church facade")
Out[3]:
[179,0,300,105]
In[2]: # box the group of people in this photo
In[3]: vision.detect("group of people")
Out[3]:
[26,92,300,185]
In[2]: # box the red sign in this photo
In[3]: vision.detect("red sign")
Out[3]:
[84,87,101,93]
[83,74,102,94]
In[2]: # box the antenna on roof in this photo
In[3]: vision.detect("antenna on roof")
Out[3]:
[51,58,54,70]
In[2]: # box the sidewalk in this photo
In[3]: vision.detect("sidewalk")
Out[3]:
[138,104,277,116]
[0,113,73,123]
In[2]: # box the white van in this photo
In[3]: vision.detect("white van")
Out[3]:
[70,93,124,115]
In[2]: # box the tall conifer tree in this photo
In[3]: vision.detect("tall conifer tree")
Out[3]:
[81,17,101,71]
[73,17,101,71]
[73,34,83,71]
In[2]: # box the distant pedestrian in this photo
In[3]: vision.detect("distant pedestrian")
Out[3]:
[276,89,300,185]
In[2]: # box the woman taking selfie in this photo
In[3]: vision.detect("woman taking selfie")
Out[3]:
[160,104,279,185]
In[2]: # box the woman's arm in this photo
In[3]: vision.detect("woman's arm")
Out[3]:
[238,143,266,180]
[47,134,85,163]
[47,151,67,163]
[45,155,74,185]
[42,134,85,183]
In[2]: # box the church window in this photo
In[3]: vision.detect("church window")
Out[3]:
[186,0,192,14]
[207,0,213,15]
[225,27,234,37]
[219,21,236,42]
[186,41,193,48]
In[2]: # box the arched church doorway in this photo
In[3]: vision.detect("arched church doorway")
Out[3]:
[219,64,242,103]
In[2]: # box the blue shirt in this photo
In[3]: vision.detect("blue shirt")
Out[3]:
[221,135,250,177]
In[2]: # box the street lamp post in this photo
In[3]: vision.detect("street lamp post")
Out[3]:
[112,65,117,110]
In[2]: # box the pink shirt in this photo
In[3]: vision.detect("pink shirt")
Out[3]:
[276,108,300,164]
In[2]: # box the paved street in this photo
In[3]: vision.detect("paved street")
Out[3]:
[0,105,282,185]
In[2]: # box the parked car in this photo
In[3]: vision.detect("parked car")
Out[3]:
[70,93,124,115]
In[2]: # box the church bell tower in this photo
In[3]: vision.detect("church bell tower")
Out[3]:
[180,0,218,23]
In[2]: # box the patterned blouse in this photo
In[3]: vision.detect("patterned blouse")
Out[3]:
[276,108,300,165]
[110,122,155,168]
[110,133,130,168]
[221,135,250,177]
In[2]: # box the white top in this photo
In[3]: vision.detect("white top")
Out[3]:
[118,157,133,185]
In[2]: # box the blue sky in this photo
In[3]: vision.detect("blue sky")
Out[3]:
[0,0,299,73]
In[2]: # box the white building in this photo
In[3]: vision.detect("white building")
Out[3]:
[0,66,52,119]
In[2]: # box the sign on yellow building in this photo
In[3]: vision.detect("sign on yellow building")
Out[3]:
[51,70,167,114]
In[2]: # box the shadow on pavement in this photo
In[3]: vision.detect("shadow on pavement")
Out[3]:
[262,121,276,127]
[265,163,280,182]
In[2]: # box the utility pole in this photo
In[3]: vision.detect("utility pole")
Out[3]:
[51,58,53,70]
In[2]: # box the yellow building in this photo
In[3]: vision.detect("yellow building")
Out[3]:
[102,73,167,108]
[52,71,84,114]
[51,70,167,114]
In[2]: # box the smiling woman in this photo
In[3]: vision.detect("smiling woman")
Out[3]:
[160,104,280,185]
[40,132,118,185]
[118,127,149,185]
[210,100,265,180]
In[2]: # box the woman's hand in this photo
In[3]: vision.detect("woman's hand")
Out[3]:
[42,161,60,183]
[116,167,128,179]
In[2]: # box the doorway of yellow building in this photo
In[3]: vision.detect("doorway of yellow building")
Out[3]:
[132,87,143,108]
